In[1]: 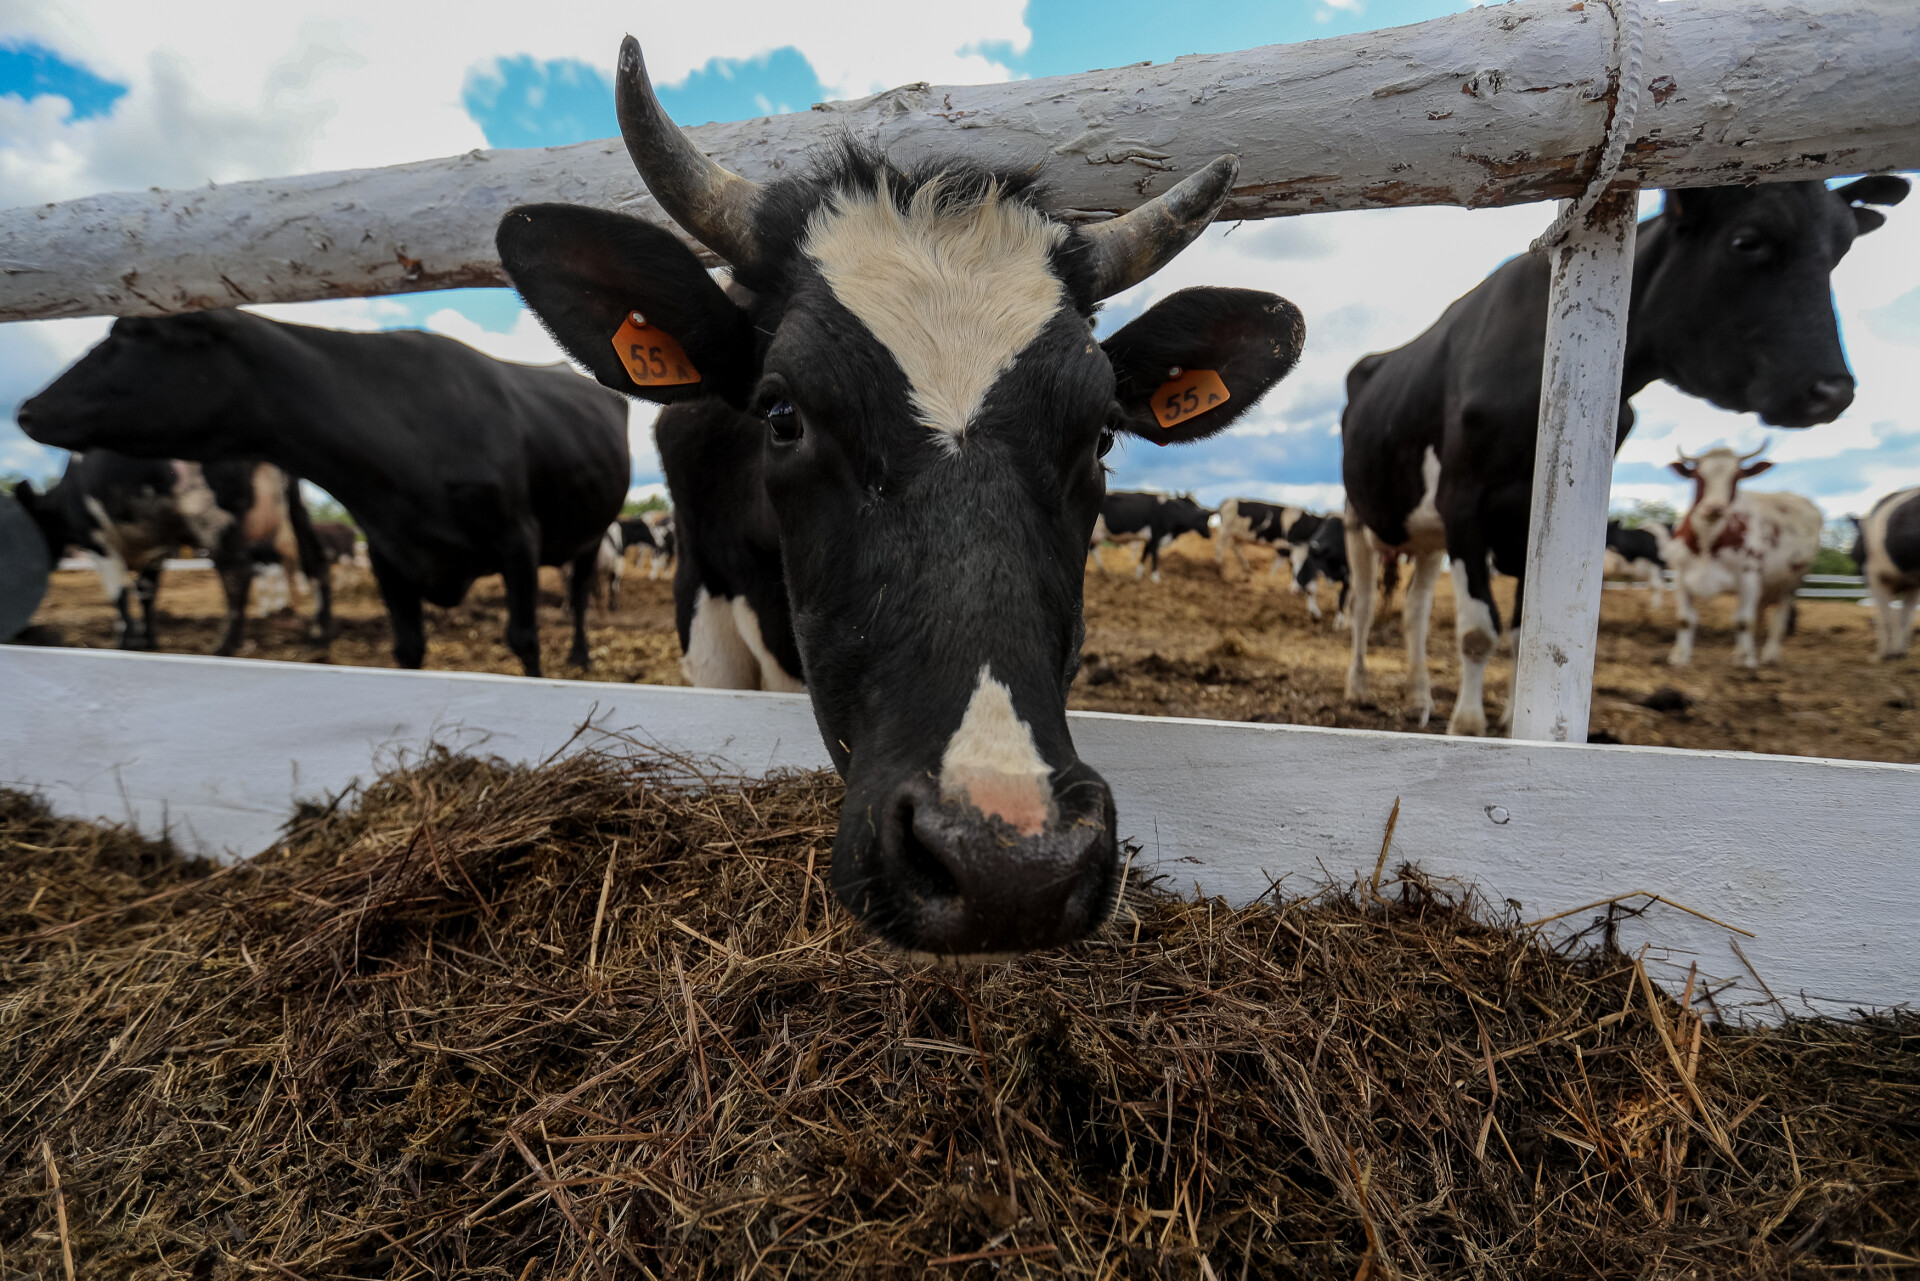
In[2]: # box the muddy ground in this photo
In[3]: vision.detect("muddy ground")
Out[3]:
[21,536,1920,763]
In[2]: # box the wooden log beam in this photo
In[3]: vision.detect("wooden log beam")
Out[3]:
[2,0,1916,321]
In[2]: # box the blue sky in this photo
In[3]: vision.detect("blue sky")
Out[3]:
[3,1,1917,521]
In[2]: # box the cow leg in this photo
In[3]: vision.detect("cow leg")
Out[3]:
[1732,569,1762,668]
[1088,545,1108,575]
[1334,579,1350,631]
[369,547,427,669]
[1495,574,1526,734]
[1445,553,1498,737]
[1401,550,1445,727]
[1669,580,1698,666]
[1303,572,1323,620]
[565,543,596,670]
[1899,588,1920,658]
[499,536,544,678]
[1869,584,1896,659]
[1760,590,1793,665]
[1233,542,1253,575]
[1343,515,1380,705]
[1133,539,1149,580]
[1287,544,1308,589]
[1646,561,1666,610]
[213,548,252,656]
[286,484,335,644]
[131,565,164,651]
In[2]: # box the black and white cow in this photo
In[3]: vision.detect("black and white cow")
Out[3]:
[1604,518,1669,607]
[18,309,629,676]
[1851,486,1920,661]
[1340,176,1907,734]
[13,451,333,653]
[1213,499,1324,581]
[1294,514,1350,626]
[495,38,1303,954]
[618,510,676,579]
[1090,490,1216,582]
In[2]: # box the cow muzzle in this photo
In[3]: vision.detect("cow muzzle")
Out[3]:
[839,768,1119,957]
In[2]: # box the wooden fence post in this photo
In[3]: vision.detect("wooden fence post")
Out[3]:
[1510,183,1641,743]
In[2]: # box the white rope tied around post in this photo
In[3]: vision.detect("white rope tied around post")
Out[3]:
[1531,0,1645,254]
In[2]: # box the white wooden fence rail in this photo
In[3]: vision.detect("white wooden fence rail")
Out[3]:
[0,0,1915,321]
[4,646,1916,1022]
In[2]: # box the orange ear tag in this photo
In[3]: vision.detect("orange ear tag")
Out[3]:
[612,310,700,386]
[1150,368,1231,430]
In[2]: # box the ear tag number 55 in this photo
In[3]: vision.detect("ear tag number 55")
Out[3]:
[612,311,700,386]
[1152,368,1230,430]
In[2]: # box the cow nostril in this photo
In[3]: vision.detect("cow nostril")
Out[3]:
[1806,375,1855,417]
[890,799,962,904]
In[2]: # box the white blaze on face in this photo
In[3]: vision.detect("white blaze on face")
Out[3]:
[802,178,1067,446]
[939,664,1054,837]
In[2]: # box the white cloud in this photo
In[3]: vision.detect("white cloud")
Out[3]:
[0,3,1027,210]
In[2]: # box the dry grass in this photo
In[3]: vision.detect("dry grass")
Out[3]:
[2,750,1916,1279]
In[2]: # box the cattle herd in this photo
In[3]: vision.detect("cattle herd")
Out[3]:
[3,35,1915,952]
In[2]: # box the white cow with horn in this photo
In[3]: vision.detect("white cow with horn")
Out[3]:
[1662,444,1821,668]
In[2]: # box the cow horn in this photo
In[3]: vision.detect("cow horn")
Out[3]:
[1674,448,1699,466]
[1079,154,1240,300]
[1737,440,1770,465]
[614,36,763,268]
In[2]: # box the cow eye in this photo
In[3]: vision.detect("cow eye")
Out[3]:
[766,398,802,444]
[1096,426,1117,458]
[1730,231,1769,258]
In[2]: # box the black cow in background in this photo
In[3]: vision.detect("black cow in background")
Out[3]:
[1605,518,1669,607]
[1090,491,1216,582]
[1341,176,1908,735]
[18,309,629,676]
[1851,487,1920,661]
[13,451,332,653]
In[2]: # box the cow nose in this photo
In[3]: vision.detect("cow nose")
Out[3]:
[1800,375,1854,421]
[875,776,1114,955]
[14,405,32,430]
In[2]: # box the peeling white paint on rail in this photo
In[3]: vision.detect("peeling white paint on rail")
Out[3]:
[2,0,1917,320]
[3,647,1916,1022]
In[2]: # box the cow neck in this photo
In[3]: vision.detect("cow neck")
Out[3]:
[1618,212,1674,404]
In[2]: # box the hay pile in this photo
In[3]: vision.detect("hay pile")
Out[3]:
[3,751,1916,1279]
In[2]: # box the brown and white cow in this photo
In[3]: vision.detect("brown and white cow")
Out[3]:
[1663,446,1821,668]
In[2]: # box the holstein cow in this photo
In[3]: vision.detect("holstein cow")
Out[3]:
[1604,519,1669,607]
[1294,515,1351,626]
[1663,446,1820,667]
[495,38,1303,954]
[1341,176,1907,733]
[18,309,628,676]
[1849,486,1920,660]
[1213,498,1325,582]
[13,451,333,653]
[1090,491,1216,581]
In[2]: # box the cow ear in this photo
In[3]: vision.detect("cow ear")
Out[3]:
[1102,287,1304,445]
[1668,461,1696,479]
[497,203,757,408]
[1835,174,1907,236]
[1739,459,1774,479]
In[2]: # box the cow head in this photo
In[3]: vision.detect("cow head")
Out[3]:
[18,310,268,458]
[498,38,1303,957]
[1633,176,1907,428]
[1671,444,1770,548]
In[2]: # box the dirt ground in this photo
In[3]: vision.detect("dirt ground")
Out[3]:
[21,536,1920,763]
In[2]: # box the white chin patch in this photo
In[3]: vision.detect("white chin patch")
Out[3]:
[938,664,1054,837]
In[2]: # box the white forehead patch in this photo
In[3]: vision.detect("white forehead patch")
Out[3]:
[938,664,1054,836]
[803,178,1067,445]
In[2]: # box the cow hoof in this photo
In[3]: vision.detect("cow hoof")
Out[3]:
[1446,711,1487,737]
[1344,673,1370,705]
